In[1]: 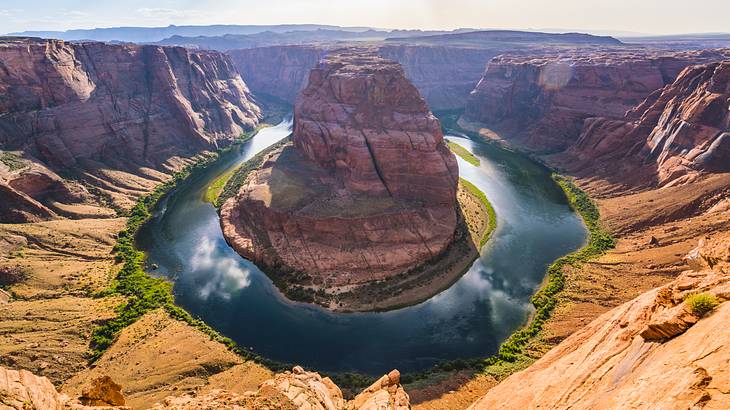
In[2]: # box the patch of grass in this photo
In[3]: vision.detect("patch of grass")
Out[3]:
[214,137,290,208]
[685,292,719,316]
[460,178,496,248]
[447,141,481,167]
[0,151,26,171]
[204,167,236,203]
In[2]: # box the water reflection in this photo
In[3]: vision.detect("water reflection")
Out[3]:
[136,120,587,374]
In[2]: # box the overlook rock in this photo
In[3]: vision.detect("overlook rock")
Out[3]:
[221,49,459,308]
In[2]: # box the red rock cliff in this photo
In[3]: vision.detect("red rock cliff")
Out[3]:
[464,49,729,152]
[0,38,261,222]
[558,61,730,187]
[220,49,459,305]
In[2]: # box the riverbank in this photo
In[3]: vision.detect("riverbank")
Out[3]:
[408,113,730,408]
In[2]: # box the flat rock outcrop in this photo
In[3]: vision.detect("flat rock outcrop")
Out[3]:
[221,49,458,306]
[464,49,730,151]
[469,233,730,409]
[0,37,261,222]
[558,61,730,187]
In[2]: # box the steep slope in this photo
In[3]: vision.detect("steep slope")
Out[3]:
[469,233,730,409]
[0,37,261,222]
[558,61,730,188]
[228,45,325,103]
[464,49,729,152]
[220,48,460,310]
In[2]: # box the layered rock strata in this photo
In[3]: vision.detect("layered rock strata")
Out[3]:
[558,61,730,187]
[0,37,261,222]
[221,49,459,304]
[464,49,730,152]
[469,233,730,409]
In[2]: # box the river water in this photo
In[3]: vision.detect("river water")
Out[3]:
[136,118,586,375]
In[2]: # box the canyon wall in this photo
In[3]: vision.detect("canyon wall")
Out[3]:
[228,45,325,103]
[229,45,497,110]
[469,233,730,410]
[464,49,729,152]
[0,38,261,222]
[220,49,459,308]
[378,45,497,110]
[559,61,730,187]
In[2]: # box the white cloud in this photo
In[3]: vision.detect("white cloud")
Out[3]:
[190,235,251,300]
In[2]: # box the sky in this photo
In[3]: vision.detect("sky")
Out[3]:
[2,0,729,36]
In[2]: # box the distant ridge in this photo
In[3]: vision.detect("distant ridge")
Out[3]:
[386,30,623,46]
[7,24,379,43]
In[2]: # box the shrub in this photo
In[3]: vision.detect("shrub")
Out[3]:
[685,293,719,316]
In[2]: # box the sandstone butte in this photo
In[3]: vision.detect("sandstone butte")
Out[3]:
[463,48,730,152]
[220,48,460,308]
[0,37,261,223]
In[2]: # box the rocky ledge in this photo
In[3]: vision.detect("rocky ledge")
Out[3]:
[221,48,461,310]
[469,232,730,409]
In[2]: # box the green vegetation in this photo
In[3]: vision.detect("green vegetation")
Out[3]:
[0,151,26,171]
[460,178,496,248]
[88,144,288,371]
[204,167,237,203]
[447,141,480,167]
[685,292,719,316]
[478,174,615,373]
[214,137,290,208]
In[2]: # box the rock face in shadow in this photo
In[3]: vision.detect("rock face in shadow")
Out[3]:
[0,37,261,222]
[221,49,458,303]
[558,61,730,187]
[229,45,498,110]
[464,49,729,152]
[229,45,325,103]
[469,233,730,410]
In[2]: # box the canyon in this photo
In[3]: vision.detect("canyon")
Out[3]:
[1,24,730,410]
[220,49,462,310]
[463,48,730,152]
[0,37,261,222]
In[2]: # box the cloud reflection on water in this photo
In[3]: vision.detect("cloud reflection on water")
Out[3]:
[190,235,251,300]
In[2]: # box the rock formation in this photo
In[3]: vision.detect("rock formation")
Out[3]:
[221,49,459,306]
[464,49,730,151]
[0,37,261,222]
[0,363,410,410]
[558,61,730,187]
[229,45,325,103]
[469,233,730,409]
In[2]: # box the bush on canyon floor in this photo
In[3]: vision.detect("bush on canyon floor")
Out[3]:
[685,293,719,316]
[0,151,26,171]
[459,178,496,248]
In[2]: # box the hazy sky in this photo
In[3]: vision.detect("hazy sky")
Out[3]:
[2,0,729,35]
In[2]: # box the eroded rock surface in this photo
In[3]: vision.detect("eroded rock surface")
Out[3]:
[464,49,729,152]
[0,37,261,222]
[469,233,730,409]
[221,49,458,307]
[559,61,730,187]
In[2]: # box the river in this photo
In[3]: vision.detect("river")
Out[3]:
[136,117,586,375]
